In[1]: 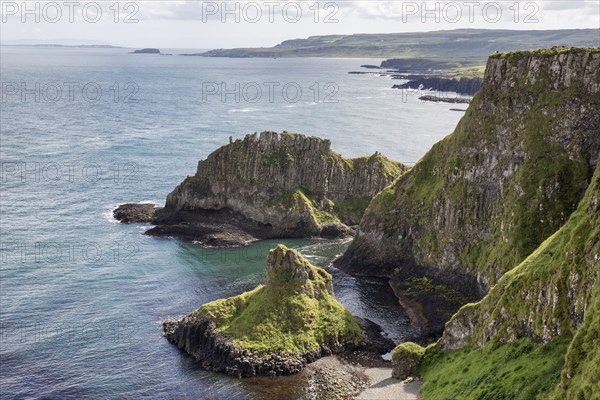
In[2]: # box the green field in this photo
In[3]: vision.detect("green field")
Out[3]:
[195,29,599,65]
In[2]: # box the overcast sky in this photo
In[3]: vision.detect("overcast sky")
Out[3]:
[1,1,599,48]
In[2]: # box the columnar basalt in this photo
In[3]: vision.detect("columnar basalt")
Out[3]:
[115,131,407,246]
[337,47,600,299]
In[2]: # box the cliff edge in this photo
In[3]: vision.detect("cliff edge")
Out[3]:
[337,47,600,299]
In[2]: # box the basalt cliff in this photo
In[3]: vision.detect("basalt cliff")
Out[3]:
[377,47,600,399]
[115,132,406,246]
[337,47,600,300]
[163,245,393,377]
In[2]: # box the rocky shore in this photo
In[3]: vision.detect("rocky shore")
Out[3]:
[163,245,394,377]
[392,77,482,96]
[418,95,470,104]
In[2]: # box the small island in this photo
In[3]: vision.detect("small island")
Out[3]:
[163,245,394,377]
[114,131,407,246]
[130,48,161,54]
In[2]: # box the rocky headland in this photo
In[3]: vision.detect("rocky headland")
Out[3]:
[392,77,482,96]
[338,47,599,398]
[114,131,406,246]
[163,245,394,377]
[337,47,600,298]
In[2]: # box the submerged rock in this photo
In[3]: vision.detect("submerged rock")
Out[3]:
[163,245,394,377]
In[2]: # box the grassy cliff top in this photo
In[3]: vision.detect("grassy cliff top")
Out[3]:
[490,46,600,59]
[190,245,364,353]
[195,29,599,61]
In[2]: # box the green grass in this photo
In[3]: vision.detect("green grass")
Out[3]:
[444,158,599,346]
[551,278,600,400]
[420,337,571,400]
[444,65,486,79]
[403,161,598,398]
[491,46,600,60]
[196,29,599,61]
[192,245,364,354]
[332,198,371,226]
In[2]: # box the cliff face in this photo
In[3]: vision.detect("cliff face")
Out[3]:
[164,131,406,237]
[425,159,599,399]
[163,245,393,377]
[337,48,600,297]
[441,159,599,350]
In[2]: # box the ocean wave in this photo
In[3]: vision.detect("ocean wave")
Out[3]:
[227,108,258,113]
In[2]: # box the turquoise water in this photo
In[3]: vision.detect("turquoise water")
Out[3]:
[0,47,463,399]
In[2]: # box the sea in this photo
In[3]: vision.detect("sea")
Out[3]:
[0,46,465,399]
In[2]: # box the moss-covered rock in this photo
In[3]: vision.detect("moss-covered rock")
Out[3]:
[149,132,407,245]
[163,245,393,377]
[441,159,599,350]
[337,47,600,298]
[423,160,599,398]
[391,342,426,380]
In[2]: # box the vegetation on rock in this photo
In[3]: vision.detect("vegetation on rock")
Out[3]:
[196,245,364,354]
[162,245,394,377]
[391,342,426,380]
[161,131,407,243]
[441,159,599,349]
[338,47,600,299]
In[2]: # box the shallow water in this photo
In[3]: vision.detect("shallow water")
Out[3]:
[0,47,462,399]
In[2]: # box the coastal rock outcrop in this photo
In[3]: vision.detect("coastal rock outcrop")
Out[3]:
[163,245,394,377]
[113,203,158,223]
[419,158,599,399]
[119,132,406,246]
[441,159,599,350]
[393,76,482,96]
[337,47,600,300]
[131,48,161,54]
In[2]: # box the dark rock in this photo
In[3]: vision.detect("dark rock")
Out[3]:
[418,95,470,104]
[319,223,356,239]
[113,203,159,223]
[392,77,483,96]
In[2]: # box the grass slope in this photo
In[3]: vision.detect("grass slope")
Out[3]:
[422,161,599,398]
[194,245,364,354]
[420,337,570,400]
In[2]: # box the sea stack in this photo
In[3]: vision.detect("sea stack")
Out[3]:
[163,245,394,377]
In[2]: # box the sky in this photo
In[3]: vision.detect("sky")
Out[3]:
[1,0,599,49]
